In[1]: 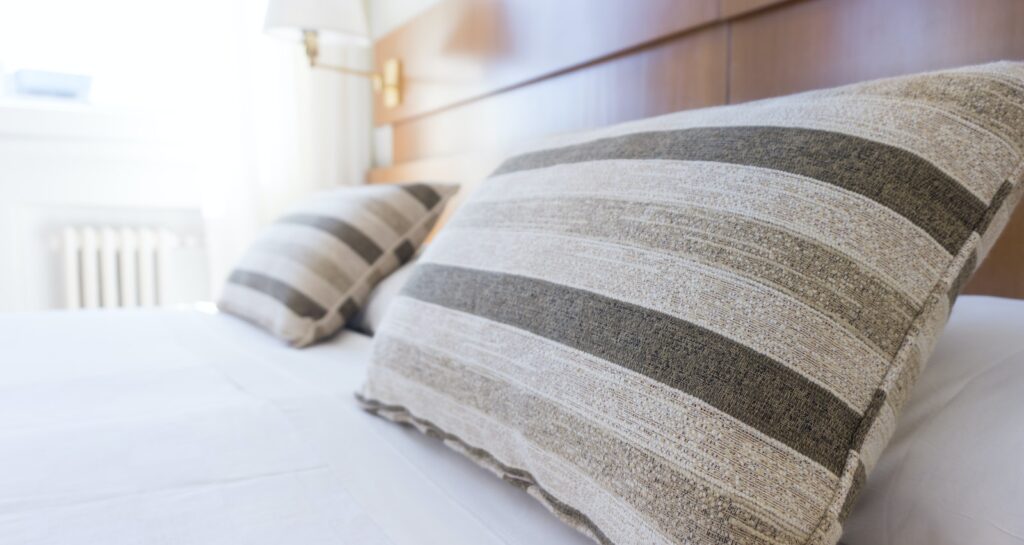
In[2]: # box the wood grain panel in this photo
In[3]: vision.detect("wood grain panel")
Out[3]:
[966,202,1024,298]
[390,26,728,163]
[727,0,1024,299]
[720,0,792,18]
[368,154,498,185]
[729,0,1024,103]
[370,0,1024,299]
[372,0,721,125]
[369,154,501,241]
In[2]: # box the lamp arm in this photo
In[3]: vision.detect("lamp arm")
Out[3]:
[311,62,377,79]
[311,62,383,92]
[299,29,399,105]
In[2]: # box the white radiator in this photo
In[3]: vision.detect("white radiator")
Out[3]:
[61,226,196,309]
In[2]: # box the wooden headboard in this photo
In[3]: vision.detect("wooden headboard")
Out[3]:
[368,0,1024,299]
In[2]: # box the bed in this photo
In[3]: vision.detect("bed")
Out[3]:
[4,1,1024,543]
[1,295,1022,544]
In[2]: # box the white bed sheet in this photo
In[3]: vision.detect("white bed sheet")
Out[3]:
[0,308,589,545]
[843,295,1024,545]
[0,296,1021,545]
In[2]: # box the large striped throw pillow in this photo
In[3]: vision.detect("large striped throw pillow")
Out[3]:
[358,62,1024,544]
[219,183,455,346]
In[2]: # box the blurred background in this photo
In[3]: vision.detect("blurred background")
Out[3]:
[0,0,434,312]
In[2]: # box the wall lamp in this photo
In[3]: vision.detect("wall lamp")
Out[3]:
[264,0,402,108]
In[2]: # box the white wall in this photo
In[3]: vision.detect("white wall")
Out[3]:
[0,0,244,312]
[0,100,215,311]
[0,0,376,312]
[367,0,443,167]
[368,0,442,40]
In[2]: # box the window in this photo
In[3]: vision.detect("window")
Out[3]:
[0,0,249,111]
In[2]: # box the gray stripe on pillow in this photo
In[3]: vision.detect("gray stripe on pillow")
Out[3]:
[452,197,917,355]
[281,213,384,264]
[493,126,984,253]
[976,180,1014,235]
[367,347,806,542]
[402,262,860,474]
[394,239,417,264]
[401,183,443,209]
[228,269,327,319]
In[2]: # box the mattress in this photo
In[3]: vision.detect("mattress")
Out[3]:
[0,296,1021,544]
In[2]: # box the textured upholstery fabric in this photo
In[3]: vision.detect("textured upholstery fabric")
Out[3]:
[358,63,1024,544]
[219,183,455,346]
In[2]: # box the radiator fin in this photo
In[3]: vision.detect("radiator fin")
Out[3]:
[62,226,175,310]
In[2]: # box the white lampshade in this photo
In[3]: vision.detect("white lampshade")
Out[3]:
[264,0,369,46]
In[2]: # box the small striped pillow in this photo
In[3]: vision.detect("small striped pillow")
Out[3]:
[219,183,456,346]
[358,62,1024,544]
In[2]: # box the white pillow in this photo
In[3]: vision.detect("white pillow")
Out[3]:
[842,295,1024,545]
[349,260,418,335]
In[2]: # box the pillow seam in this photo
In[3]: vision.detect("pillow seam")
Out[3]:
[804,163,1024,544]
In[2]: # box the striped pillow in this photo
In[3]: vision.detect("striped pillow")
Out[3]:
[358,62,1024,545]
[219,182,455,346]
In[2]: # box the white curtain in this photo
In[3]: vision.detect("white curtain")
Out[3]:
[0,0,373,304]
[203,0,374,291]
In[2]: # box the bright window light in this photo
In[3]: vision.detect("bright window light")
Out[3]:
[0,0,252,111]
